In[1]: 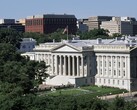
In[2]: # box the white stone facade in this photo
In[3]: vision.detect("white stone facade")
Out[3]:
[22,37,137,91]
[19,38,36,52]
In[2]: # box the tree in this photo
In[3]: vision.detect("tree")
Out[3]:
[79,28,109,39]
[35,61,49,84]
[112,33,122,37]
[0,28,22,49]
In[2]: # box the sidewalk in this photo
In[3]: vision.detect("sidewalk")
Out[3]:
[99,91,137,100]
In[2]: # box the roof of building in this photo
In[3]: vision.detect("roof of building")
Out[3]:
[27,14,76,19]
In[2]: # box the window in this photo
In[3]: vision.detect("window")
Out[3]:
[104,79,106,84]
[108,79,110,84]
[85,79,87,83]
[118,80,119,85]
[109,62,111,67]
[104,61,106,67]
[99,79,101,83]
[118,70,120,76]
[114,70,116,76]
[100,61,102,67]
[122,80,124,85]
[118,62,120,68]
[123,62,125,67]
[100,69,102,75]
[123,71,125,76]
[91,78,92,83]
[113,80,115,84]
[22,45,26,49]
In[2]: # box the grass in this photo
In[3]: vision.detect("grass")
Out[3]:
[38,85,128,98]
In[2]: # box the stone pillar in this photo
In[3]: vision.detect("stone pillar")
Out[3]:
[77,56,80,76]
[81,56,84,77]
[64,56,66,76]
[52,55,54,75]
[68,56,70,76]
[56,55,59,75]
[60,55,62,75]
[72,56,75,76]
[102,56,104,76]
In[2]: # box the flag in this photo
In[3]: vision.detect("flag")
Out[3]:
[62,26,68,34]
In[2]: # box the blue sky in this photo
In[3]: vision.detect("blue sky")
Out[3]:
[0,0,136,20]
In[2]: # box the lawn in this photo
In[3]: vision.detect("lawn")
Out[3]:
[38,85,127,98]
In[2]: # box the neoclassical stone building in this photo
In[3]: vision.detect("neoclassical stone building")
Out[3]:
[22,36,137,91]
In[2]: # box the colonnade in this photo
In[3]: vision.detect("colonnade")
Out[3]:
[53,55,85,77]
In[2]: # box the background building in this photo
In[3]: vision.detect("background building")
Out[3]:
[83,16,113,31]
[77,19,88,32]
[0,19,25,32]
[25,14,77,34]
[101,17,136,36]
[19,38,36,52]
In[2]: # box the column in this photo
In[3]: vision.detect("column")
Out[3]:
[55,55,57,75]
[77,56,80,76]
[52,55,55,75]
[68,56,70,76]
[102,56,104,76]
[63,56,66,76]
[81,56,84,77]
[72,56,75,76]
[60,55,62,75]
[56,55,59,75]
[98,56,100,77]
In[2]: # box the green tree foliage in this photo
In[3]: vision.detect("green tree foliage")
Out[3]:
[112,33,122,37]
[0,28,22,49]
[23,32,51,44]
[79,28,109,39]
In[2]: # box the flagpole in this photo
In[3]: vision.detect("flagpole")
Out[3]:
[67,25,68,40]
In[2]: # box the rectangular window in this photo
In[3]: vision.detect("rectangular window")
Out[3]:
[104,79,106,84]
[123,62,125,67]
[113,80,115,84]
[118,62,120,68]
[108,79,110,84]
[109,62,111,67]
[85,79,87,83]
[118,80,119,85]
[122,80,124,85]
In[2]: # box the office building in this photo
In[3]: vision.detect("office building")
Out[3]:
[25,14,77,34]
[83,16,113,31]
[0,19,25,32]
[101,17,134,36]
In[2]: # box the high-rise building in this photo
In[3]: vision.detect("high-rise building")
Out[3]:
[83,16,113,31]
[25,14,77,34]
[0,19,25,32]
[77,19,88,32]
[101,17,134,36]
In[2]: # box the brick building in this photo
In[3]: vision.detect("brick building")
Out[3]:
[25,14,77,34]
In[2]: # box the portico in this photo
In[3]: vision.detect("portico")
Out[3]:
[53,55,84,77]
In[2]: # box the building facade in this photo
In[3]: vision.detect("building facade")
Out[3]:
[0,19,25,32]
[22,36,137,91]
[25,14,77,34]
[83,16,113,31]
[100,17,134,36]
[19,38,36,52]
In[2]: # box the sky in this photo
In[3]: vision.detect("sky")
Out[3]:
[0,0,137,20]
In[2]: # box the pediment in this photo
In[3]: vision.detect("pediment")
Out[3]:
[52,44,80,52]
